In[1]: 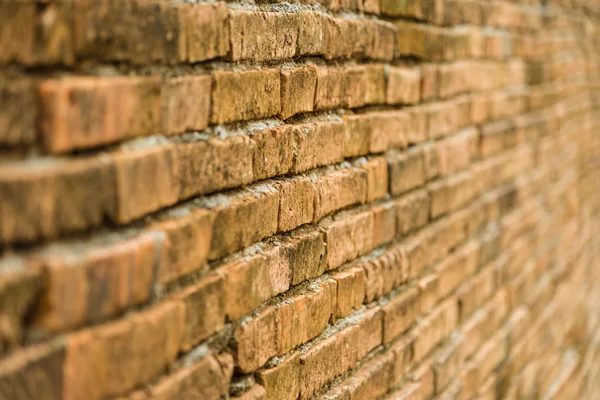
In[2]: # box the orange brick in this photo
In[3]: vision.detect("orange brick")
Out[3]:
[183,2,230,62]
[388,148,427,196]
[257,352,301,400]
[280,66,318,119]
[113,142,180,224]
[381,0,444,24]
[332,267,366,318]
[387,66,421,105]
[323,353,393,399]
[0,78,37,146]
[383,287,421,343]
[211,69,281,124]
[63,302,185,400]
[297,11,328,56]
[150,354,233,400]
[364,65,388,105]
[281,229,326,285]
[291,121,345,174]
[322,211,374,270]
[218,245,291,320]
[251,125,294,181]
[31,231,163,333]
[234,306,278,373]
[394,189,430,235]
[229,11,298,62]
[0,340,65,399]
[372,203,397,248]
[177,136,254,199]
[161,75,211,135]
[207,186,279,260]
[314,66,366,110]
[177,274,225,351]
[313,168,368,221]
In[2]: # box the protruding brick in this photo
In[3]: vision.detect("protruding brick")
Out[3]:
[183,2,230,62]
[279,66,318,119]
[322,211,374,270]
[332,267,366,318]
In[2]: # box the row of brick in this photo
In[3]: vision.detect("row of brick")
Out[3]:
[3,0,582,68]
[3,77,590,249]
[2,57,530,151]
[0,105,591,400]
[1,92,590,351]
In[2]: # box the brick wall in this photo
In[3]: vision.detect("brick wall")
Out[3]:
[1,0,600,399]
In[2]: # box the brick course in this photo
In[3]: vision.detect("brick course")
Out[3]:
[0,0,600,399]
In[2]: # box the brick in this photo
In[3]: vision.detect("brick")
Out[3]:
[383,287,421,343]
[211,69,281,124]
[234,306,278,373]
[208,186,279,260]
[419,274,440,313]
[390,333,416,386]
[364,65,388,105]
[177,274,225,351]
[291,121,345,174]
[387,383,421,400]
[420,64,439,101]
[251,125,294,181]
[274,177,315,232]
[413,298,458,362]
[436,128,477,176]
[150,354,233,400]
[324,18,360,59]
[161,75,211,135]
[297,11,328,56]
[332,267,366,318]
[361,157,390,203]
[74,0,185,64]
[31,231,163,333]
[433,335,464,392]
[0,158,116,245]
[323,353,393,399]
[177,136,254,199]
[282,229,326,285]
[429,171,474,219]
[0,1,73,65]
[256,352,301,400]
[230,11,298,61]
[63,302,185,400]
[279,66,318,119]
[372,203,396,247]
[314,67,366,110]
[183,2,230,62]
[0,77,37,146]
[322,211,374,270]
[0,340,65,400]
[387,66,421,105]
[276,280,336,353]
[113,142,179,224]
[394,189,430,235]
[0,257,43,354]
[299,308,382,398]
[381,0,444,24]
[39,77,161,153]
[388,148,427,196]
[407,106,430,144]
[218,245,291,320]
[313,168,368,221]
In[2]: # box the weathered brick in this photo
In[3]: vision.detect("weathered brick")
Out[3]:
[161,75,211,135]
[0,340,65,400]
[291,121,346,174]
[63,302,184,400]
[282,229,326,285]
[218,245,290,320]
[0,257,43,354]
[183,2,230,62]
[251,125,294,181]
[211,69,281,124]
[280,66,318,119]
[177,136,254,199]
[31,231,163,333]
[113,142,179,224]
[257,352,301,400]
[74,0,185,64]
[234,306,278,373]
[0,77,37,146]
[313,168,368,221]
[394,189,430,235]
[383,287,421,343]
[229,11,298,61]
[388,148,427,196]
[332,267,366,318]
[207,186,279,260]
[39,77,161,153]
[372,203,397,247]
[364,65,388,105]
[314,67,367,110]
[177,274,225,351]
[323,353,393,399]
[274,177,315,232]
[297,11,328,56]
[150,354,233,400]
[387,66,421,105]
[322,211,374,270]
[381,0,444,24]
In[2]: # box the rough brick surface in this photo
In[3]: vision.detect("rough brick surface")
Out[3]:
[1,0,600,399]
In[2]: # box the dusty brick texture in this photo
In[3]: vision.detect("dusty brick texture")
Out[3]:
[1,0,600,399]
